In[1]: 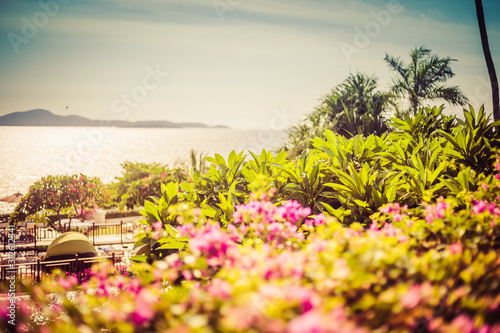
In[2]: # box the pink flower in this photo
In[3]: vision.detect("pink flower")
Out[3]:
[381,223,398,237]
[276,200,311,224]
[450,314,474,333]
[379,203,407,222]
[424,200,449,224]
[152,221,162,232]
[477,325,492,333]
[368,221,380,234]
[125,279,142,294]
[303,219,314,229]
[488,203,500,215]
[449,242,462,255]
[165,253,182,269]
[233,200,275,224]
[287,310,327,333]
[285,286,320,313]
[398,234,409,243]
[311,214,326,226]
[473,200,487,215]
[380,204,395,214]
[58,276,78,289]
[400,284,421,309]
[131,289,156,326]
[232,199,307,247]
[161,172,167,178]
[177,223,196,237]
[207,278,232,299]
[189,223,237,267]
[182,270,193,280]
[267,222,284,233]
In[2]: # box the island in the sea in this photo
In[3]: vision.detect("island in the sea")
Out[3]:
[0,109,229,128]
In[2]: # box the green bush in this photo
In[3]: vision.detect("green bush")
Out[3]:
[131,105,499,228]
[279,73,393,159]
[8,160,500,332]
[108,161,188,209]
[10,174,108,230]
[6,104,500,332]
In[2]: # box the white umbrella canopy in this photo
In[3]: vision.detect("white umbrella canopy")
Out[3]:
[0,192,24,204]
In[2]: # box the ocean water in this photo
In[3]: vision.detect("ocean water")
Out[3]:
[0,126,286,214]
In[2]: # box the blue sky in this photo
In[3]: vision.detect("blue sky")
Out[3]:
[0,0,499,128]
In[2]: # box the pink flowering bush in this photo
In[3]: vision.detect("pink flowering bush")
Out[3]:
[6,175,500,333]
[232,199,309,248]
[6,141,500,332]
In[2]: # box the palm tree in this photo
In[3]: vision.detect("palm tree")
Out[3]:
[279,73,392,158]
[384,46,468,115]
[474,0,499,122]
[321,73,392,137]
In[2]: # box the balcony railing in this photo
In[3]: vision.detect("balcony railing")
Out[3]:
[0,253,129,283]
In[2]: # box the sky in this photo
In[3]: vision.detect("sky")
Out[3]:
[0,0,499,129]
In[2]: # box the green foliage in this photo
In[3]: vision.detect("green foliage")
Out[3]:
[13,165,500,332]
[312,130,389,170]
[439,105,500,174]
[109,161,188,209]
[189,149,208,174]
[168,105,499,225]
[10,174,107,230]
[275,149,334,213]
[280,73,392,158]
[11,102,500,332]
[325,161,397,223]
[132,182,191,263]
[388,105,456,138]
[385,46,468,114]
[311,131,394,222]
[321,73,391,137]
[183,151,248,223]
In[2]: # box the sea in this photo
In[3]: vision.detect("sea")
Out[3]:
[0,126,287,215]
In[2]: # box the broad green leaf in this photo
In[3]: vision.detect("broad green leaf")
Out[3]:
[159,241,187,250]
[130,255,148,263]
[144,200,161,222]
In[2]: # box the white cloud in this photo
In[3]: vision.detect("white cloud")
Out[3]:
[0,0,499,127]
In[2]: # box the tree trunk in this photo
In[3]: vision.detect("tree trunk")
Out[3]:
[57,211,62,232]
[410,95,419,116]
[475,0,500,122]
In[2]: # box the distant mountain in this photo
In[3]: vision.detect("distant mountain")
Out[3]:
[0,109,229,128]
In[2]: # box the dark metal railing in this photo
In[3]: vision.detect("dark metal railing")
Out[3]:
[0,253,129,282]
[1,221,137,253]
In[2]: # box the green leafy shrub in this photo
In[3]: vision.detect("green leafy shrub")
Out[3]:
[279,73,392,159]
[10,174,108,230]
[9,158,500,332]
[172,105,497,225]
[132,182,191,263]
[181,151,248,224]
[274,149,334,214]
[388,105,456,139]
[109,161,188,209]
[439,105,500,175]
